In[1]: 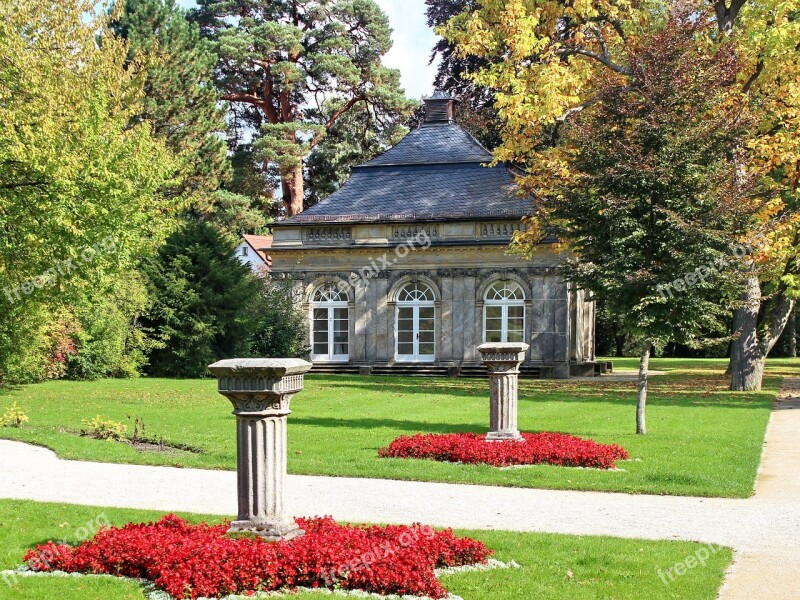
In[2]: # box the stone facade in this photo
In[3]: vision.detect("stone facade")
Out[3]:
[268,223,596,378]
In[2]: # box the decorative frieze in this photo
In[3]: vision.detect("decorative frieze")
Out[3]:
[271,266,564,283]
[304,226,352,243]
[479,222,526,238]
[390,224,439,240]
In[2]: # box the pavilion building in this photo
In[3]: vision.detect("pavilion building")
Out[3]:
[266,93,597,378]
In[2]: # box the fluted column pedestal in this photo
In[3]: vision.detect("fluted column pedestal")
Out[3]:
[478,343,530,442]
[208,358,312,541]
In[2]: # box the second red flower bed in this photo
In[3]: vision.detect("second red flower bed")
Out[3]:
[379,432,629,469]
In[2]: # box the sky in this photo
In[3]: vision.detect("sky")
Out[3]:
[175,0,439,100]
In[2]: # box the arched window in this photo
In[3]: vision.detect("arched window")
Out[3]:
[483,281,526,343]
[311,284,349,362]
[395,282,436,362]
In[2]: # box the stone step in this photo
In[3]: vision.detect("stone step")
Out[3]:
[310,364,543,379]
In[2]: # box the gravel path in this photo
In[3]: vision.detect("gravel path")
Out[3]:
[0,378,798,598]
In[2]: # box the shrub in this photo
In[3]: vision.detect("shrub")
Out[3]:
[250,279,309,358]
[0,402,29,427]
[380,432,630,469]
[66,272,160,381]
[25,515,492,599]
[81,416,127,441]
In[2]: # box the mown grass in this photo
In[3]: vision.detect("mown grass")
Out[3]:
[0,358,793,497]
[0,500,732,600]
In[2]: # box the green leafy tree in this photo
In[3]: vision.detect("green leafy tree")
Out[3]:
[514,12,763,433]
[194,190,271,237]
[142,220,265,377]
[192,0,416,216]
[226,146,281,217]
[66,272,161,380]
[0,0,176,384]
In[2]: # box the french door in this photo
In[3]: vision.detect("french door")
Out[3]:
[396,304,436,362]
[311,285,349,362]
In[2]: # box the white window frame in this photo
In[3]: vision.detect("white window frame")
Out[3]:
[310,285,350,363]
[395,282,436,363]
[483,281,526,344]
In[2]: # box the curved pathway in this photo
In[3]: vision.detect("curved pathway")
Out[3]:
[0,379,798,598]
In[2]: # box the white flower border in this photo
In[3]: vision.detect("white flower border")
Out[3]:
[2,559,520,600]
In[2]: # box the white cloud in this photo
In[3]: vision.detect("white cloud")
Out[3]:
[176,0,438,100]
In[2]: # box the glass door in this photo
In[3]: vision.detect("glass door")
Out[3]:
[396,305,435,362]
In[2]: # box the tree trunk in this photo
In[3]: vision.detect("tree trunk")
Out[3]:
[730,275,763,391]
[281,163,304,216]
[636,340,651,435]
[730,275,795,391]
[789,307,797,358]
[614,324,626,357]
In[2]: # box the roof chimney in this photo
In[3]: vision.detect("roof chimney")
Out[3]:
[423,91,457,124]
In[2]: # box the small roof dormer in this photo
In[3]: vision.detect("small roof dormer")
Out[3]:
[423,90,457,124]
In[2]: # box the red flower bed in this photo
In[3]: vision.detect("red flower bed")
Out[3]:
[379,432,629,469]
[24,515,491,599]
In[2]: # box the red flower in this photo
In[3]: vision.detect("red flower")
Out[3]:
[379,432,629,469]
[24,515,492,599]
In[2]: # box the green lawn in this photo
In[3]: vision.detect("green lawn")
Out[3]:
[0,358,794,498]
[0,500,732,600]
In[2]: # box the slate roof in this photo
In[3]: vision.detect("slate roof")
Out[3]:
[280,121,531,225]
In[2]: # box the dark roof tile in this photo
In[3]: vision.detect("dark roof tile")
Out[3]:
[282,122,530,225]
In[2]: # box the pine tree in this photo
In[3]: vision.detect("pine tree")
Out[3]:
[192,0,415,216]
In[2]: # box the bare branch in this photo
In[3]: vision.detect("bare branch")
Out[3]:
[557,46,632,75]
[714,0,748,33]
[742,60,764,93]
[308,95,367,149]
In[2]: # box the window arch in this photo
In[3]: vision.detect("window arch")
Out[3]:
[483,281,526,343]
[311,283,349,362]
[313,285,349,303]
[397,282,436,303]
[395,281,436,362]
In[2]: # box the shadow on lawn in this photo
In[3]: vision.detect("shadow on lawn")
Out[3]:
[291,416,483,434]
[307,376,775,411]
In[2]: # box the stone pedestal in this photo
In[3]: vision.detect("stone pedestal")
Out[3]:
[208,358,312,541]
[477,343,530,441]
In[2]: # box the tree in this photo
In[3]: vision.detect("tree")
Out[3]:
[192,190,271,237]
[66,272,161,380]
[424,0,501,149]
[445,0,800,392]
[717,1,800,390]
[305,103,408,207]
[0,0,176,384]
[192,0,415,216]
[515,11,761,433]
[112,0,233,209]
[142,220,265,377]
[251,280,309,358]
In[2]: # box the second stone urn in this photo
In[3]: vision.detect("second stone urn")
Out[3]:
[477,342,530,441]
[208,358,312,541]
